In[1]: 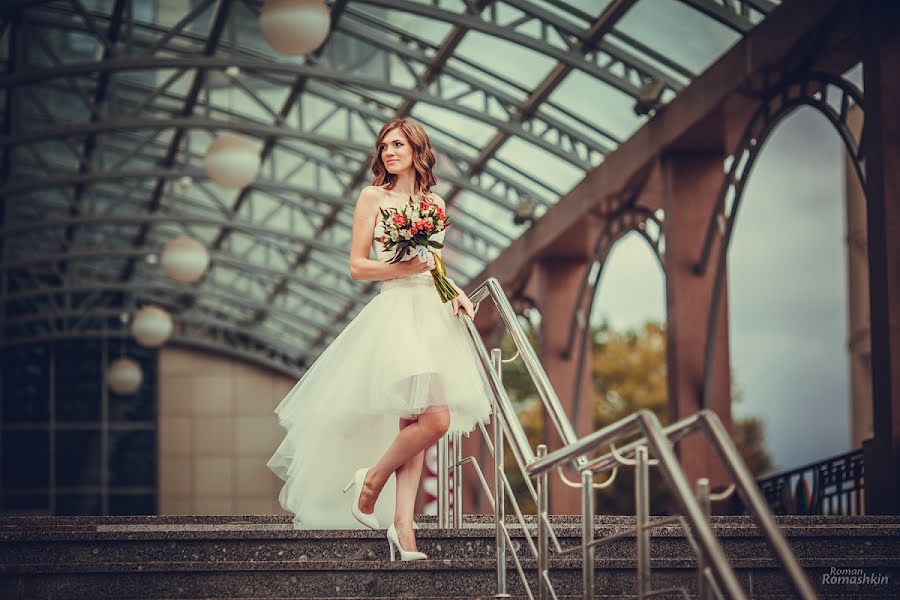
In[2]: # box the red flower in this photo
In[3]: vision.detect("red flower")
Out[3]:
[419,200,430,211]
[379,236,387,243]
[392,214,407,226]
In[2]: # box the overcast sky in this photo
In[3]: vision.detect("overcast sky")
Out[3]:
[593,106,854,473]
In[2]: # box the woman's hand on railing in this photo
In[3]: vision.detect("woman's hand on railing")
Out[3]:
[451,290,476,318]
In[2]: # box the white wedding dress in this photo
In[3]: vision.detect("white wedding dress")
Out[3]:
[266,212,492,529]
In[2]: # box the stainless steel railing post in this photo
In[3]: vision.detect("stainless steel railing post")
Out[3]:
[696,478,711,600]
[635,446,651,599]
[491,348,509,597]
[437,434,450,528]
[536,444,549,600]
[582,469,595,600]
[453,430,463,528]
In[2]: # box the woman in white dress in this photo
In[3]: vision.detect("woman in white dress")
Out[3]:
[267,118,492,560]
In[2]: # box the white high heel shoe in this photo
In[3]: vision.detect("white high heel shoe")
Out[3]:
[342,468,380,530]
[387,523,427,561]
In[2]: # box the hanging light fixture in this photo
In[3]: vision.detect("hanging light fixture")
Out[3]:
[259,0,331,56]
[203,132,260,189]
[107,357,143,395]
[131,305,174,348]
[161,235,210,284]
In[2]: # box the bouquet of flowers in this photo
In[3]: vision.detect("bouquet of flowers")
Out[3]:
[377,196,459,303]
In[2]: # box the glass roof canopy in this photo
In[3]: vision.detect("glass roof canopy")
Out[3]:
[0,0,780,376]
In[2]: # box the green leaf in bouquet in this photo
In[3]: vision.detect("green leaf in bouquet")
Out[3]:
[428,240,444,249]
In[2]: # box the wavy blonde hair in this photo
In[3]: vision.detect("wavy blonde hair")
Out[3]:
[370,118,437,195]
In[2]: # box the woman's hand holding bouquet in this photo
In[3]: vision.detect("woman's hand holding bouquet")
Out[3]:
[377,195,459,303]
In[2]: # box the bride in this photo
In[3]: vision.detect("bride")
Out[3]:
[267,118,492,560]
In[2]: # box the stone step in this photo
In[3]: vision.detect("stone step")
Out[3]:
[2,516,898,598]
[1,516,897,566]
[2,557,899,599]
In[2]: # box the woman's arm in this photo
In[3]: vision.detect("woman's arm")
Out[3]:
[428,193,476,318]
[348,187,431,281]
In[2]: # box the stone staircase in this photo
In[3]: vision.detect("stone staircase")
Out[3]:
[1,515,898,598]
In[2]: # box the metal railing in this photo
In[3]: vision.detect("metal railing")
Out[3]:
[434,277,817,600]
[757,448,864,516]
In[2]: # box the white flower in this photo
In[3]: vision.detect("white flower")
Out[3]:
[400,230,412,240]
[390,231,400,241]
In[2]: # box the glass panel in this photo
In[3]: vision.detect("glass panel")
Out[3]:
[493,137,586,195]
[617,0,740,75]
[2,492,51,515]
[2,430,50,488]
[454,31,556,91]
[55,429,101,486]
[109,494,156,516]
[550,70,646,142]
[55,493,101,516]
[55,340,102,421]
[108,430,156,486]
[2,344,50,422]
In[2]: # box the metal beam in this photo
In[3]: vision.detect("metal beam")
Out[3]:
[677,0,777,33]
[0,213,346,256]
[0,247,359,307]
[120,0,233,282]
[65,0,127,250]
[437,0,638,250]
[2,278,344,339]
[4,306,308,361]
[4,115,525,239]
[346,0,676,98]
[0,56,594,170]
[0,330,305,379]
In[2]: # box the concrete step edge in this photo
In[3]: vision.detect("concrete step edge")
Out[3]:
[3,556,900,574]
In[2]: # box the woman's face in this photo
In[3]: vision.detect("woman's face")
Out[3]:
[379,127,413,176]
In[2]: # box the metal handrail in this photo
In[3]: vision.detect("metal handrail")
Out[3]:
[437,277,816,600]
[467,277,579,452]
[527,409,818,600]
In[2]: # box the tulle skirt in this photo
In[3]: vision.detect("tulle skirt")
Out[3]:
[267,273,492,529]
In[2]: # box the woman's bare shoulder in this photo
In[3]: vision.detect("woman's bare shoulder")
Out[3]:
[356,185,387,209]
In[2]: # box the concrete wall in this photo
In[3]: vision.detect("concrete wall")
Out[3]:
[157,346,294,516]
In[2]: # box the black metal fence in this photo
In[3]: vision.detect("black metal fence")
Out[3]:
[756,449,865,516]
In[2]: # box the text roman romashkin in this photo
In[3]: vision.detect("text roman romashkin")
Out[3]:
[822,567,890,586]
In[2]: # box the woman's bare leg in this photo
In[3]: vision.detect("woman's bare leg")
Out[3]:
[393,417,425,551]
[357,406,450,518]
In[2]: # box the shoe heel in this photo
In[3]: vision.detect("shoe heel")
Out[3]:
[341,479,354,494]
[388,540,396,562]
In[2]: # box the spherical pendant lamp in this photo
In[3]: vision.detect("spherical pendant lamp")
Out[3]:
[107,357,143,395]
[131,305,174,348]
[161,235,210,284]
[203,132,260,189]
[260,0,331,56]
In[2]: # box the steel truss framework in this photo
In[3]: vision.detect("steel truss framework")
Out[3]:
[0,0,780,376]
